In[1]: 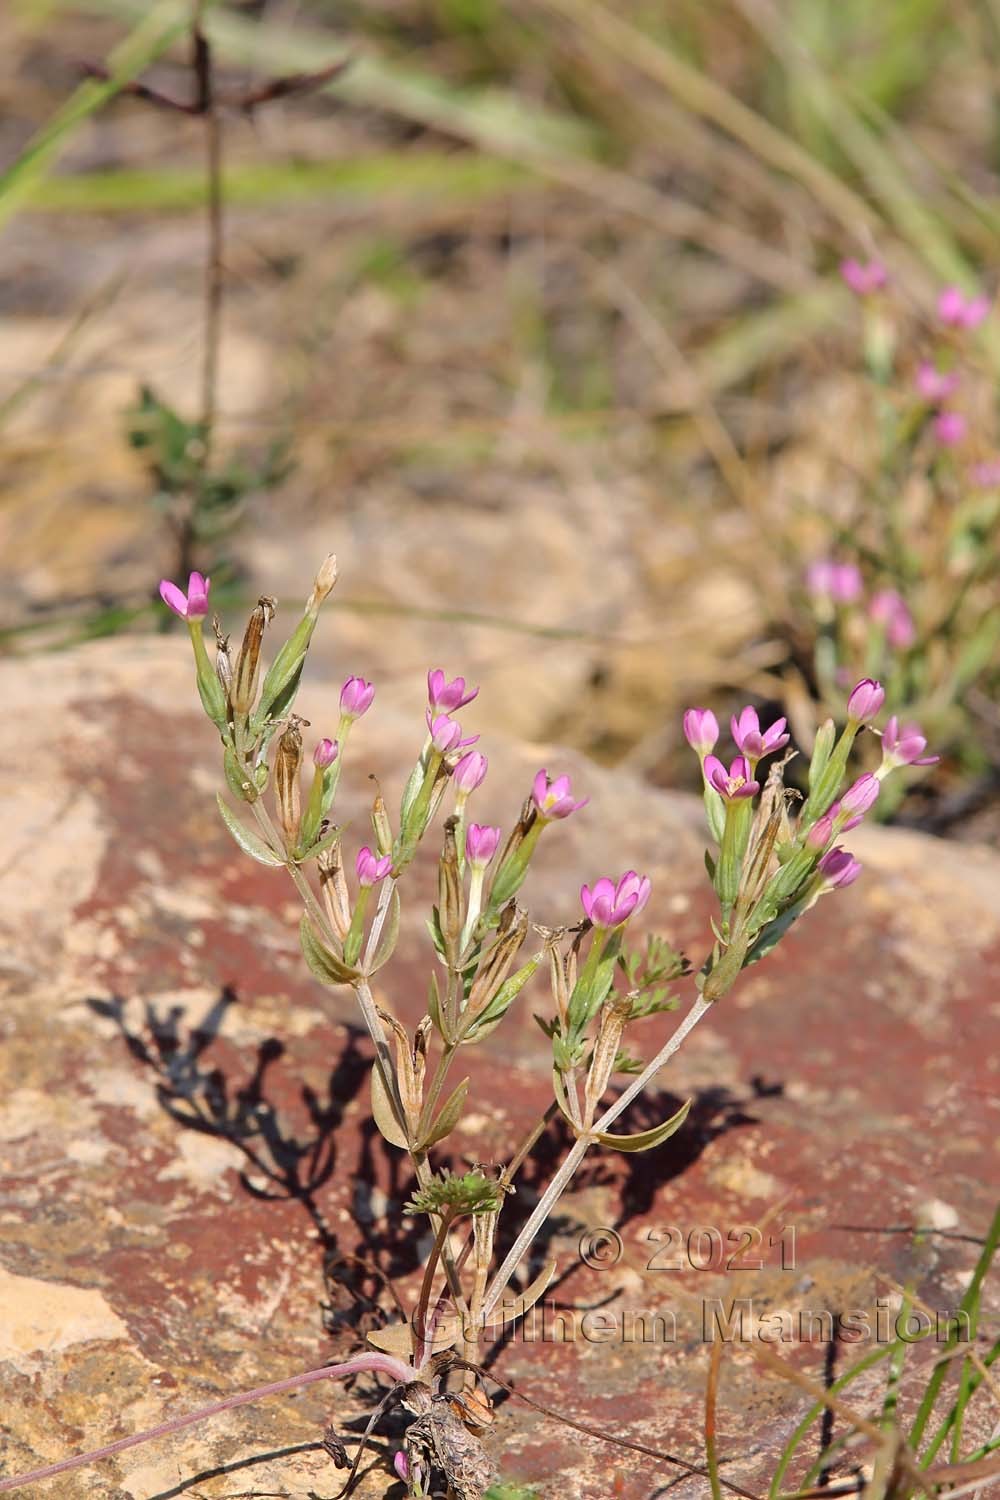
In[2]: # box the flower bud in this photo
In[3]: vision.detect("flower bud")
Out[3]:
[306,553,339,617]
[818,846,862,888]
[805,813,835,850]
[453,750,488,796]
[313,737,338,769]
[466,823,501,869]
[846,678,885,725]
[682,708,719,757]
[840,773,880,817]
[340,676,375,721]
[426,712,478,755]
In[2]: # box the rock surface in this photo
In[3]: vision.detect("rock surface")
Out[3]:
[1,637,998,1500]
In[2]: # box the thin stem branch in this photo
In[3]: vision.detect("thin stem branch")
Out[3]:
[0,1355,412,1495]
[480,993,714,1319]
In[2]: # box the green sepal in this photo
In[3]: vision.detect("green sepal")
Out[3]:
[704,784,726,844]
[300,914,361,986]
[216,793,282,866]
[189,621,228,730]
[223,744,258,803]
[715,795,754,912]
[594,1096,692,1152]
[808,718,836,791]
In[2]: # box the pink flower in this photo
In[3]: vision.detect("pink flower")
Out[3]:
[938,286,990,330]
[581,871,651,929]
[818,846,862,888]
[340,676,375,720]
[703,754,759,801]
[806,560,862,605]
[915,362,959,404]
[427,669,479,716]
[841,258,888,296]
[159,570,210,621]
[452,750,488,795]
[933,410,967,447]
[827,798,864,833]
[870,590,916,650]
[683,708,719,757]
[426,711,479,754]
[731,706,790,760]
[840,773,880,818]
[356,846,392,887]
[532,770,588,820]
[846,678,885,725]
[466,823,501,867]
[881,716,938,769]
[393,1451,409,1483]
[970,458,1000,489]
[313,737,339,768]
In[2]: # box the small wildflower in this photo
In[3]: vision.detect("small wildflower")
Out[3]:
[870,590,916,650]
[340,676,375,720]
[933,410,967,447]
[159,571,210,621]
[730,706,790,760]
[880,716,939,771]
[427,669,479,716]
[313,737,338,769]
[532,770,588,820]
[580,871,651,930]
[846,678,885,725]
[356,846,392,888]
[840,773,880,818]
[938,286,990,330]
[426,711,479,755]
[818,846,862,888]
[915,362,960,403]
[466,823,501,868]
[806,560,862,605]
[452,750,488,795]
[841,258,888,296]
[682,708,719,758]
[703,754,759,801]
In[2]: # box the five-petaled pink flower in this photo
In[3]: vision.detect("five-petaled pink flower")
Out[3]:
[683,708,719,758]
[846,678,885,725]
[313,737,339,769]
[818,846,862,888]
[581,871,651,929]
[731,706,790,761]
[452,750,488,795]
[159,571,210,621]
[933,410,967,447]
[841,259,888,296]
[427,669,479,717]
[340,676,375,720]
[532,770,588,820]
[466,823,501,867]
[915,362,960,404]
[869,590,915,650]
[426,711,479,755]
[806,560,863,605]
[703,754,759,801]
[937,286,990,330]
[356,846,392,887]
[880,716,938,770]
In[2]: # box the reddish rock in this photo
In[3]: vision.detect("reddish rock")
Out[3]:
[1,639,997,1499]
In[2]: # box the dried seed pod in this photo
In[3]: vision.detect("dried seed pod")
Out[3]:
[274,717,304,847]
[232,596,276,716]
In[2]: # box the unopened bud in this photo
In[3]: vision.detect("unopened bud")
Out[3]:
[233,597,276,716]
[306,553,339,617]
[274,718,304,847]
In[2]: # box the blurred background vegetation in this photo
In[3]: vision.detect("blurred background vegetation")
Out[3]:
[3,0,999,836]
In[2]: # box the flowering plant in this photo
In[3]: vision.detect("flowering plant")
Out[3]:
[0,556,936,1500]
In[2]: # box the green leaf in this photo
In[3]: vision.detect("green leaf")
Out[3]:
[595,1096,692,1152]
[370,1061,409,1149]
[216,793,283,866]
[416,1078,469,1149]
[299,914,361,986]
